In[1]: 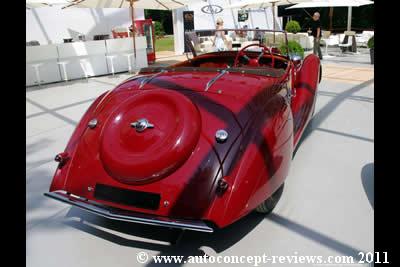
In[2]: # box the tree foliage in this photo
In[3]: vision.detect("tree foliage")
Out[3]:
[145,10,173,35]
[154,21,165,37]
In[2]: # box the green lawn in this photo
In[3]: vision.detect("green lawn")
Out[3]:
[155,36,174,52]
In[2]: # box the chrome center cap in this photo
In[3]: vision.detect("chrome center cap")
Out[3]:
[130,118,154,132]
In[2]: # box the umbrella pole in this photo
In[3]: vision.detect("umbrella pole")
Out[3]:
[347,6,352,31]
[130,0,137,69]
[329,7,334,32]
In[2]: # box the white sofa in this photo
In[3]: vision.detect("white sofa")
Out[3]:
[26,44,62,86]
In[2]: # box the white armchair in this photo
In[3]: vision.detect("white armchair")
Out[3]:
[356,31,374,47]
[320,31,340,57]
[297,33,314,50]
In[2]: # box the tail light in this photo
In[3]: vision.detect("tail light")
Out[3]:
[216,178,229,195]
[54,152,70,167]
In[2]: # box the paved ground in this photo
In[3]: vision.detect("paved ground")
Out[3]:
[27,52,374,267]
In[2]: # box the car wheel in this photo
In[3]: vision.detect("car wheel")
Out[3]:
[319,65,322,83]
[255,183,284,214]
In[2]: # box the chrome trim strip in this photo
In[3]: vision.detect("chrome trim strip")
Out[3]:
[139,66,285,78]
[44,191,214,233]
[139,69,167,89]
[205,70,228,91]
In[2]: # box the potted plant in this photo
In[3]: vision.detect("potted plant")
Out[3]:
[279,40,305,59]
[367,36,374,64]
[285,20,301,34]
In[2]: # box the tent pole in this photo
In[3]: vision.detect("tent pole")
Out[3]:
[272,2,276,43]
[130,0,137,64]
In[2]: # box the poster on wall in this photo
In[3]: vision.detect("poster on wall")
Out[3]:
[238,10,249,22]
[183,11,194,53]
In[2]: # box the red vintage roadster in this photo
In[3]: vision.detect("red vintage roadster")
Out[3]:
[45,29,321,233]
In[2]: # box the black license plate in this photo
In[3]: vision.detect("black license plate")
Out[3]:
[94,184,160,210]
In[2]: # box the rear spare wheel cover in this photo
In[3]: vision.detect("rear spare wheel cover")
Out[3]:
[99,89,201,184]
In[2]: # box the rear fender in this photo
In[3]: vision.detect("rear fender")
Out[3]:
[206,93,293,228]
[291,54,321,145]
[50,90,110,192]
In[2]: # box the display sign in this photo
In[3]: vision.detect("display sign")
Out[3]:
[238,10,249,22]
[183,11,194,32]
[201,5,223,14]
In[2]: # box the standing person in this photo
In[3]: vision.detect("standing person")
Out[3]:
[212,18,228,51]
[311,12,323,60]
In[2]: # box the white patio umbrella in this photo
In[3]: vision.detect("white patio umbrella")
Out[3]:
[62,0,192,60]
[287,0,374,31]
[226,0,309,43]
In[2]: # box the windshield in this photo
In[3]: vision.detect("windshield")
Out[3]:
[184,29,289,58]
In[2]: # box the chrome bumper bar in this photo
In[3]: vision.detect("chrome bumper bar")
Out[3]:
[44,191,214,233]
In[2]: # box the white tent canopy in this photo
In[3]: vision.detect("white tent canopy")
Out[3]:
[287,0,374,31]
[59,0,193,61]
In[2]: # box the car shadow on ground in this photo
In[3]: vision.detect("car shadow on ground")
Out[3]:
[361,163,374,209]
[293,78,374,158]
[63,205,365,266]
[64,207,265,259]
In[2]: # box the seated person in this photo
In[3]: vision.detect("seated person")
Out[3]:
[253,27,263,43]
[236,25,248,39]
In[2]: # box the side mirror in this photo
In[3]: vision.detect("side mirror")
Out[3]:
[290,54,302,67]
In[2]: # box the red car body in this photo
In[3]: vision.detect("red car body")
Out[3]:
[45,30,321,233]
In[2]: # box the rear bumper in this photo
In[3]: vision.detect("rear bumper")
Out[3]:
[44,191,214,233]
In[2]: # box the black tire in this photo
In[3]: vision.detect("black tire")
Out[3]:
[319,65,322,83]
[255,183,284,214]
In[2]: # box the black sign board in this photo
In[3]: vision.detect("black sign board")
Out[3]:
[183,11,194,32]
[238,10,249,22]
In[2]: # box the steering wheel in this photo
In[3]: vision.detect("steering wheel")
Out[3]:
[233,43,275,68]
